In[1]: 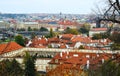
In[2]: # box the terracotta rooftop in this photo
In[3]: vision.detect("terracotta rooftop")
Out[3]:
[49,52,112,68]
[0,42,23,54]
[91,28,107,31]
[26,34,112,50]
[48,37,60,43]
[60,34,74,40]
[72,36,91,43]
[60,44,66,49]
[58,20,78,25]
[30,37,48,47]
[47,52,120,75]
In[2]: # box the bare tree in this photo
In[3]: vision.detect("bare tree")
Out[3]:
[100,0,120,23]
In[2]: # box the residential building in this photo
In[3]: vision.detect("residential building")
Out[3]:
[0,42,23,56]
[26,34,112,50]
[18,21,40,29]
[28,36,48,48]
[0,21,10,29]
[89,28,108,37]
[58,20,79,30]
[46,52,114,76]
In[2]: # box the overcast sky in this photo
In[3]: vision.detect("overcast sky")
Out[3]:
[0,0,102,14]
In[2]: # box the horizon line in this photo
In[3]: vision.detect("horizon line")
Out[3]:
[0,12,94,15]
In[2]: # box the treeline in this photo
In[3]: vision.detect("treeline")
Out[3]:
[0,52,39,76]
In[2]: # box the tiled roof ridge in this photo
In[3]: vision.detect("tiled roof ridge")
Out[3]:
[0,41,23,55]
[91,28,107,31]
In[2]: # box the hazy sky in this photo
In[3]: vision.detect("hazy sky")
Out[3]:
[0,0,101,14]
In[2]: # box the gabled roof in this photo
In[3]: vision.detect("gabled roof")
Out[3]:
[48,52,116,72]
[49,52,112,66]
[0,42,23,54]
[71,36,91,43]
[48,37,60,43]
[30,37,48,47]
[60,34,74,40]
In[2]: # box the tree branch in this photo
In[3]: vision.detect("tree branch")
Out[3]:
[100,18,120,23]
[116,0,120,10]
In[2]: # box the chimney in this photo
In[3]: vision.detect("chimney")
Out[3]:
[97,54,100,57]
[112,56,114,59]
[66,56,68,59]
[45,38,48,41]
[102,58,104,64]
[67,51,69,55]
[86,55,90,58]
[87,60,90,69]
[60,52,63,57]
[73,54,78,57]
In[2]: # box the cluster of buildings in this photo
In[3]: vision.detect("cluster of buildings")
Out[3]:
[0,41,119,75]
[0,42,26,59]
[0,13,120,75]
[0,13,92,31]
[0,19,82,32]
[27,34,112,50]
[46,52,113,76]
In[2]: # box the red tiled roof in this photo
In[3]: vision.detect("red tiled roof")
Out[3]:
[71,36,83,42]
[58,20,78,25]
[48,52,115,74]
[49,52,112,66]
[60,44,66,49]
[72,36,91,43]
[61,34,74,40]
[34,45,46,48]
[47,63,83,76]
[48,37,60,43]
[28,34,112,50]
[84,46,98,50]
[91,28,107,31]
[60,40,68,43]
[90,40,99,43]
[30,37,48,47]
[64,57,83,65]
[0,42,23,54]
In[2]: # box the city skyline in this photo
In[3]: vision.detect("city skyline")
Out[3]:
[0,0,102,14]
